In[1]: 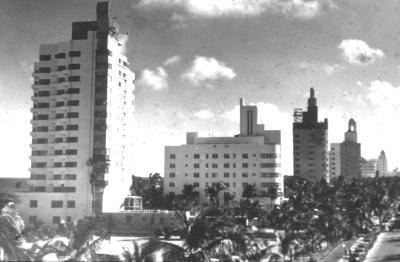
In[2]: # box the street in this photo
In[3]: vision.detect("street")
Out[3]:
[364,231,400,262]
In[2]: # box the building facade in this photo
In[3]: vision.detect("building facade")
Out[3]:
[329,143,341,179]
[17,2,135,225]
[340,119,361,179]
[361,158,377,178]
[293,88,329,182]
[377,150,388,177]
[164,99,283,207]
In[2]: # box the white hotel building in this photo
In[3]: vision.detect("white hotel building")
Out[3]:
[164,99,283,207]
[17,2,135,225]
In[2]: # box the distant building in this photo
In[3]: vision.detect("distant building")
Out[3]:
[164,99,283,208]
[293,88,328,182]
[17,2,135,226]
[377,150,388,177]
[329,119,361,180]
[0,178,29,196]
[361,158,377,178]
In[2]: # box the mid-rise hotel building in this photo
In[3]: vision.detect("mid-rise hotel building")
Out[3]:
[17,2,135,225]
[293,88,329,182]
[164,99,283,207]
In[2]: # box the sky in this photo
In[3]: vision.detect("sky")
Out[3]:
[1,0,400,178]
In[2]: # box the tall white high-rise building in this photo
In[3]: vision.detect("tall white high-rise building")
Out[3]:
[377,150,388,177]
[17,2,135,225]
[164,99,283,208]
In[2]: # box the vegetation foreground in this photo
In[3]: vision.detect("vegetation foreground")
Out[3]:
[1,175,400,261]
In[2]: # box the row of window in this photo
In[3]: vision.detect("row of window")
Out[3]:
[31,174,76,180]
[33,100,79,109]
[35,76,80,85]
[32,124,79,133]
[170,153,279,159]
[169,172,280,178]
[39,51,81,61]
[170,162,280,169]
[168,182,280,188]
[32,137,78,144]
[29,216,72,224]
[32,149,78,156]
[33,88,80,97]
[33,112,79,121]
[31,161,78,168]
[35,64,81,74]
[30,186,76,192]
[30,200,75,208]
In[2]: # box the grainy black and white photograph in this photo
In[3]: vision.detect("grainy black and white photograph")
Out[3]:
[0,0,400,261]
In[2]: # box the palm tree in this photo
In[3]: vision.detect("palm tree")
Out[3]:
[205,182,226,208]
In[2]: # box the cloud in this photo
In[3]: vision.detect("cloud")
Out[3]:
[367,80,400,108]
[137,0,336,19]
[194,109,215,119]
[182,56,236,87]
[297,61,342,75]
[163,55,181,66]
[138,67,168,90]
[338,39,384,66]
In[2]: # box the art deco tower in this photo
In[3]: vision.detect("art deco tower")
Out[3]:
[293,88,329,182]
[18,2,135,225]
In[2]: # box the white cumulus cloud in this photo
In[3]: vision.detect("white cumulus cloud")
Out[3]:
[194,109,215,119]
[138,0,336,19]
[138,67,168,91]
[182,56,236,87]
[338,39,384,66]
[163,55,181,66]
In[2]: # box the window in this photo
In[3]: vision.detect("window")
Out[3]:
[67,201,75,208]
[211,172,218,178]
[54,126,63,131]
[260,153,277,158]
[65,187,76,192]
[69,51,81,57]
[194,182,199,187]
[224,173,230,178]
[65,162,77,167]
[51,201,63,208]
[32,150,47,156]
[67,100,79,106]
[56,101,65,107]
[260,172,280,178]
[52,216,61,224]
[68,76,80,82]
[242,163,248,168]
[37,114,49,120]
[169,182,175,187]
[65,149,78,155]
[66,137,78,143]
[260,163,279,168]
[65,174,77,180]
[33,138,48,144]
[37,103,49,108]
[55,53,66,59]
[55,137,63,143]
[53,162,62,167]
[212,163,218,168]
[169,154,176,159]
[38,79,50,85]
[224,163,230,168]
[57,65,66,71]
[56,113,64,119]
[67,88,80,94]
[169,163,175,168]
[194,173,200,178]
[68,64,80,70]
[38,91,50,97]
[32,162,47,168]
[57,77,65,83]
[242,173,249,178]
[36,126,48,132]
[212,154,218,159]
[194,154,200,159]
[30,200,38,208]
[194,163,200,168]
[38,67,51,73]
[242,153,248,159]
[205,154,209,159]
[31,174,46,180]
[169,173,175,178]
[39,55,51,61]
[54,150,63,155]
[34,186,46,192]
[66,112,79,118]
[66,124,78,130]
